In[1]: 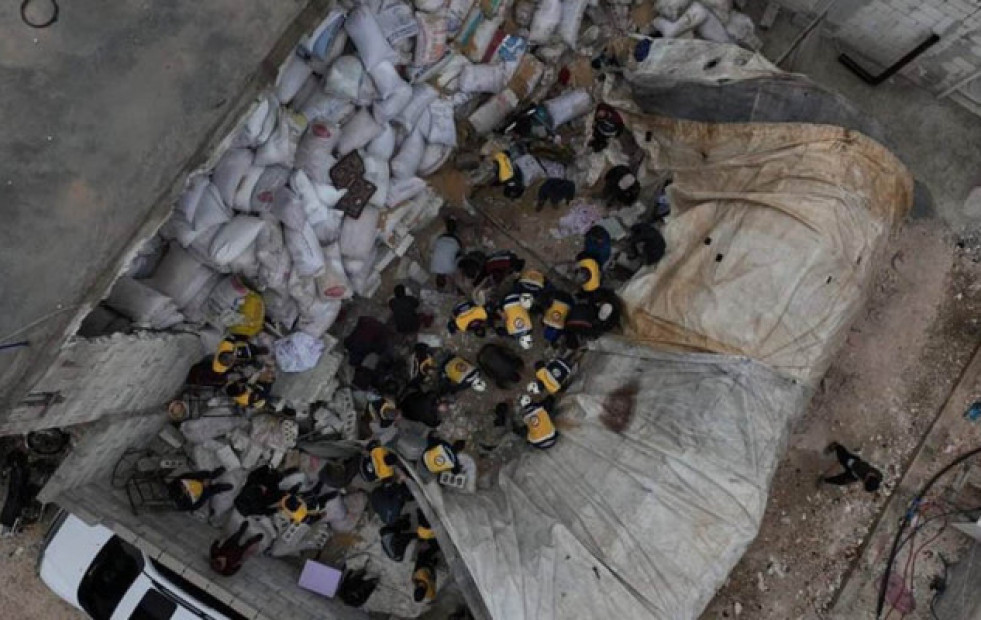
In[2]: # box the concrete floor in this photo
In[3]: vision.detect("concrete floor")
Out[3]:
[0,0,313,410]
[750,6,981,232]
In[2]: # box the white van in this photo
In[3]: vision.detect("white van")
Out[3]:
[38,511,239,620]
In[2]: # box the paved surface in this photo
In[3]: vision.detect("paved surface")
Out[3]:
[0,0,312,410]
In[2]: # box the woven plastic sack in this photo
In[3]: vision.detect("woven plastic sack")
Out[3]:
[229,291,265,337]
[363,155,390,207]
[698,6,732,43]
[652,2,708,37]
[298,297,343,339]
[190,182,231,233]
[463,15,501,62]
[558,0,589,47]
[366,122,397,160]
[447,0,474,34]
[376,0,418,43]
[286,223,326,277]
[176,176,209,225]
[147,243,219,311]
[203,276,250,328]
[275,52,314,105]
[125,235,166,279]
[458,63,508,93]
[337,108,384,156]
[212,148,255,207]
[340,206,380,260]
[529,0,561,43]
[415,11,448,66]
[369,61,413,122]
[106,277,184,329]
[419,142,452,177]
[468,88,518,134]
[255,111,307,168]
[263,289,299,329]
[387,176,427,206]
[295,120,340,185]
[209,216,266,267]
[345,5,398,71]
[256,217,291,292]
[273,187,308,231]
[233,94,278,148]
[657,0,694,21]
[250,166,291,214]
[302,9,346,61]
[291,170,345,244]
[427,99,457,147]
[318,242,354,300]
[275,332,325,373]
[324,55,365,101]
[391,126,426,179]
[544,88,592,127]
[225,243,259,279]
[233,166,265,213]
[301,91,356,125]
[416,0,446,11]
[395,84,439,130]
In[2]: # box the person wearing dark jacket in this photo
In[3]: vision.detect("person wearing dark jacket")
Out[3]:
[821,442,883,492]
[536,178,576,210]
[344,316,393,367]
[167,467,234,512]
[209,520,264,576]
[412,540,440,602]
[604,165,640,206]
[477,343,525,389]
[388,285,421,335]
[234,466,291,517]
[399,386,446,428]
[626,222,666,266]
[477,250,526,287]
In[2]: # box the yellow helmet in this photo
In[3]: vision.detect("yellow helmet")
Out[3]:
[492,152,514,183]
[280,494,309,524]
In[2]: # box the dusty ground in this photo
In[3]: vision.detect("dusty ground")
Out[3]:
[703,220,981,619]
[0,517,84,619]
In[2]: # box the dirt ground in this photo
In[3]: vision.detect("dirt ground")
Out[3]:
[0,521,84,619]
[703,220,981,618]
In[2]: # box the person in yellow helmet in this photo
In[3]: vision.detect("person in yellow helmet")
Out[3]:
[422,434,463,475]
[541,290,573,345]
[446,300,489,337]
[441,355,487,393]
[516,395,559,449]
[225,377,272,410]
[491,151,525,199]
[495,293,534,350]
[360,440,398,483]
[412,540,440,602]
[528,357,574,396]
[366,393,399,429]
[211,336,267,375]
[167,467,234,511]
[575,254,602,293]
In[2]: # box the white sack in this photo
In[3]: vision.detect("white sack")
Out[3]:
[529,0,562,43]
[147,244,219,311]
[458,63,509,93]
[176,176,209,225]
[513,153,547,186]
[701,0,732,23]
[263,289,299,329]
[418,142,452,177]
[254,111,306,168]
[697,6,732,44]
[726,12,761,49]
[209,216,266,267]
[415,0,446,11]
[652,2,708,38]
[387,176,427,206]
[390,126,426,179]
[428,99,457,146]
[275,52,314,104]
[339,206,380,260]
[274,332,325,373]
[323,55,365,101]
[234,94,278,148]
[544,88,592,127]
[181,417,248,445]
[256,217,291,292]
[295,120,340,185]
[376,0,419,43]
[186,224,222,268]
[273,187,308,231]
[355,69,379,106]
[415,11,449,66]
[447,0,474,35]
[345,5,398,71]
[203,276,250,328]
[363,155,390,207]
[285,223,326,277]
[366,122,397,160]
[226,244,259,280]
[369,61,413,122]
[468,88,519,134]
[302,9,347,61]
[657,0,695,21]
[463,15,502,62]
[125,235,166,279]
[212,148,254,207]
[395,84,439,130]
[336,108,384,156]
[189,183,231,233]
[298,298,343,339]
[106,277,184,329]
[251,165,291,214]
[233,166,265,212]
[300,92,356,125]
[558,0,589,48]
[318,243,354,300]
[291,170,345,244]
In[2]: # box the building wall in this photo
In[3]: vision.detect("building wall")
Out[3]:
[56,483,365,620]
[0,331,202,436]
[773,0,981,95]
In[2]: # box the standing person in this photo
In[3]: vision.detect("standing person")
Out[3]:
[430,217,462,291]
[821,442,883,492]
[209,520,264,576]
[389,285,421,335]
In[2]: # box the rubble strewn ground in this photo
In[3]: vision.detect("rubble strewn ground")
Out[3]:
[0,523,84,619]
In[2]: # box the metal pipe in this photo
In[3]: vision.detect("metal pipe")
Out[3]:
[838,33,941,86]
[939,67,981,99]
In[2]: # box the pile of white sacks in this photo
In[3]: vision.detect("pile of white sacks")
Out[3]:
[648,0,761,49]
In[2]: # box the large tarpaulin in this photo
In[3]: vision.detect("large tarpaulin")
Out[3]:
[420,40,913,620]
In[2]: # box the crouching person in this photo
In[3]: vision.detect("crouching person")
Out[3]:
[516,395,559,449]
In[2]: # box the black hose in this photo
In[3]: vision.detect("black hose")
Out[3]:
[20,0,58,28]
[876,446,981,617]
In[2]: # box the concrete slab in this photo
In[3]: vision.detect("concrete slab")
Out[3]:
[0,0,318,409]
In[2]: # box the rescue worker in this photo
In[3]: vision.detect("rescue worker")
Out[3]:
[441,355,487,393]
[446,299,490,337]
[389,284,422,335]
[167,467,234,512]
[429,217,462,291]
[399,386,446,428]
[416,509,436,541]
[212,336,267,376]
[412,540,440,603]
[225,376,272,410]
[366,393,399,428]
[359,440,398,483]
[495,292,534,350]
[517,396,558,449]
[541,290,573,345]
[515,268,547,303]
[589,103,625,152]
[536,178,576,211]
[477,250,526,287]
[491,151,525,199]
[575,252,602,293]
[380,514,415,562]
[528,357,574,396]
[422,434,462,476]
[626,222,666,266]
[583,225,613,268]
[409,343,437,385]
[604,165,641,206]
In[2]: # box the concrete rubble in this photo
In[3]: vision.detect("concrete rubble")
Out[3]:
[62,0,767,617]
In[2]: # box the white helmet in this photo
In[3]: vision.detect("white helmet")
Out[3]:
[518,333,534,350]
[518,394,532,408]
[527,380,541,395]
[472,377,488,392]
[519,293,534,309]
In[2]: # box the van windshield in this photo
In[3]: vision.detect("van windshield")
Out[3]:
[78,536,145,620]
